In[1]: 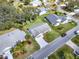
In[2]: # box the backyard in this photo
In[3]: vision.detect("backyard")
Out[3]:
[11,35,40,59]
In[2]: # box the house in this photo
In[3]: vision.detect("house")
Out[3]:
[74,9,79,15]
[28,23,51,37]
[45,14,60,26]
[45,14,70,26]
[0,29,26,59]
[30,0,42,7]
[60,3,67,9]
[38,7,48,15]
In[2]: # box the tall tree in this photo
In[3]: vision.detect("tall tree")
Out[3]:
[22,6,39,22]
[0,3,17,30]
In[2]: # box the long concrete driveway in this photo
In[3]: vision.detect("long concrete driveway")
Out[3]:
[35,33,48,48]
[35,33,48,59]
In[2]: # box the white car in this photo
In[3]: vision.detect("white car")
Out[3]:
[74,30,79,35]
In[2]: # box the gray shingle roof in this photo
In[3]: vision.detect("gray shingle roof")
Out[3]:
[0,29,26,55]
[45,14,67,25]
[45,14,59,25]
[29,23,51,37]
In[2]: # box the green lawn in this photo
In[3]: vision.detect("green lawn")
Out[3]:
[49,45,75,59]
[71,35,79,59]
[12,37,40,59]
[44,30,60,43]
[72,35,79,46]
[52,21,77,34]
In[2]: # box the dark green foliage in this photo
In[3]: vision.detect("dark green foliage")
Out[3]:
[0,3,39,30]
[64,0,79,12]
[0,3,17,30]
[23,7,39,22]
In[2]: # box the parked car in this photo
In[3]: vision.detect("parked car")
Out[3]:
[61,33,67,37]
[74,49,79,56]
[5,56,8,59]
[74,30,79,35]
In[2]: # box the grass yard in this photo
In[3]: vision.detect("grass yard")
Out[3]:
[49,45,75,59]
[44,30,60,43]
[52,21,77,35]
[12,38,40,59]
[72,35,79,46]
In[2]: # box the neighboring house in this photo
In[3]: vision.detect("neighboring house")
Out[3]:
[45,14,60,26]
[45,14,71,26]
[60,3,67,9]
[38,7,47,15]
[30,0,42,7]
[66,12,75,21]
[0,29,26,59]
[28,23,51,37]
[55,0,60,4]
[74,9,79,15]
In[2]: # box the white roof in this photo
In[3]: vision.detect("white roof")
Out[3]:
[74,9,79,13]
[0,29,26,55]
[39,7,47,15]
[68,12,76,16]
[39,11,47,15]
[30,0,42,6]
